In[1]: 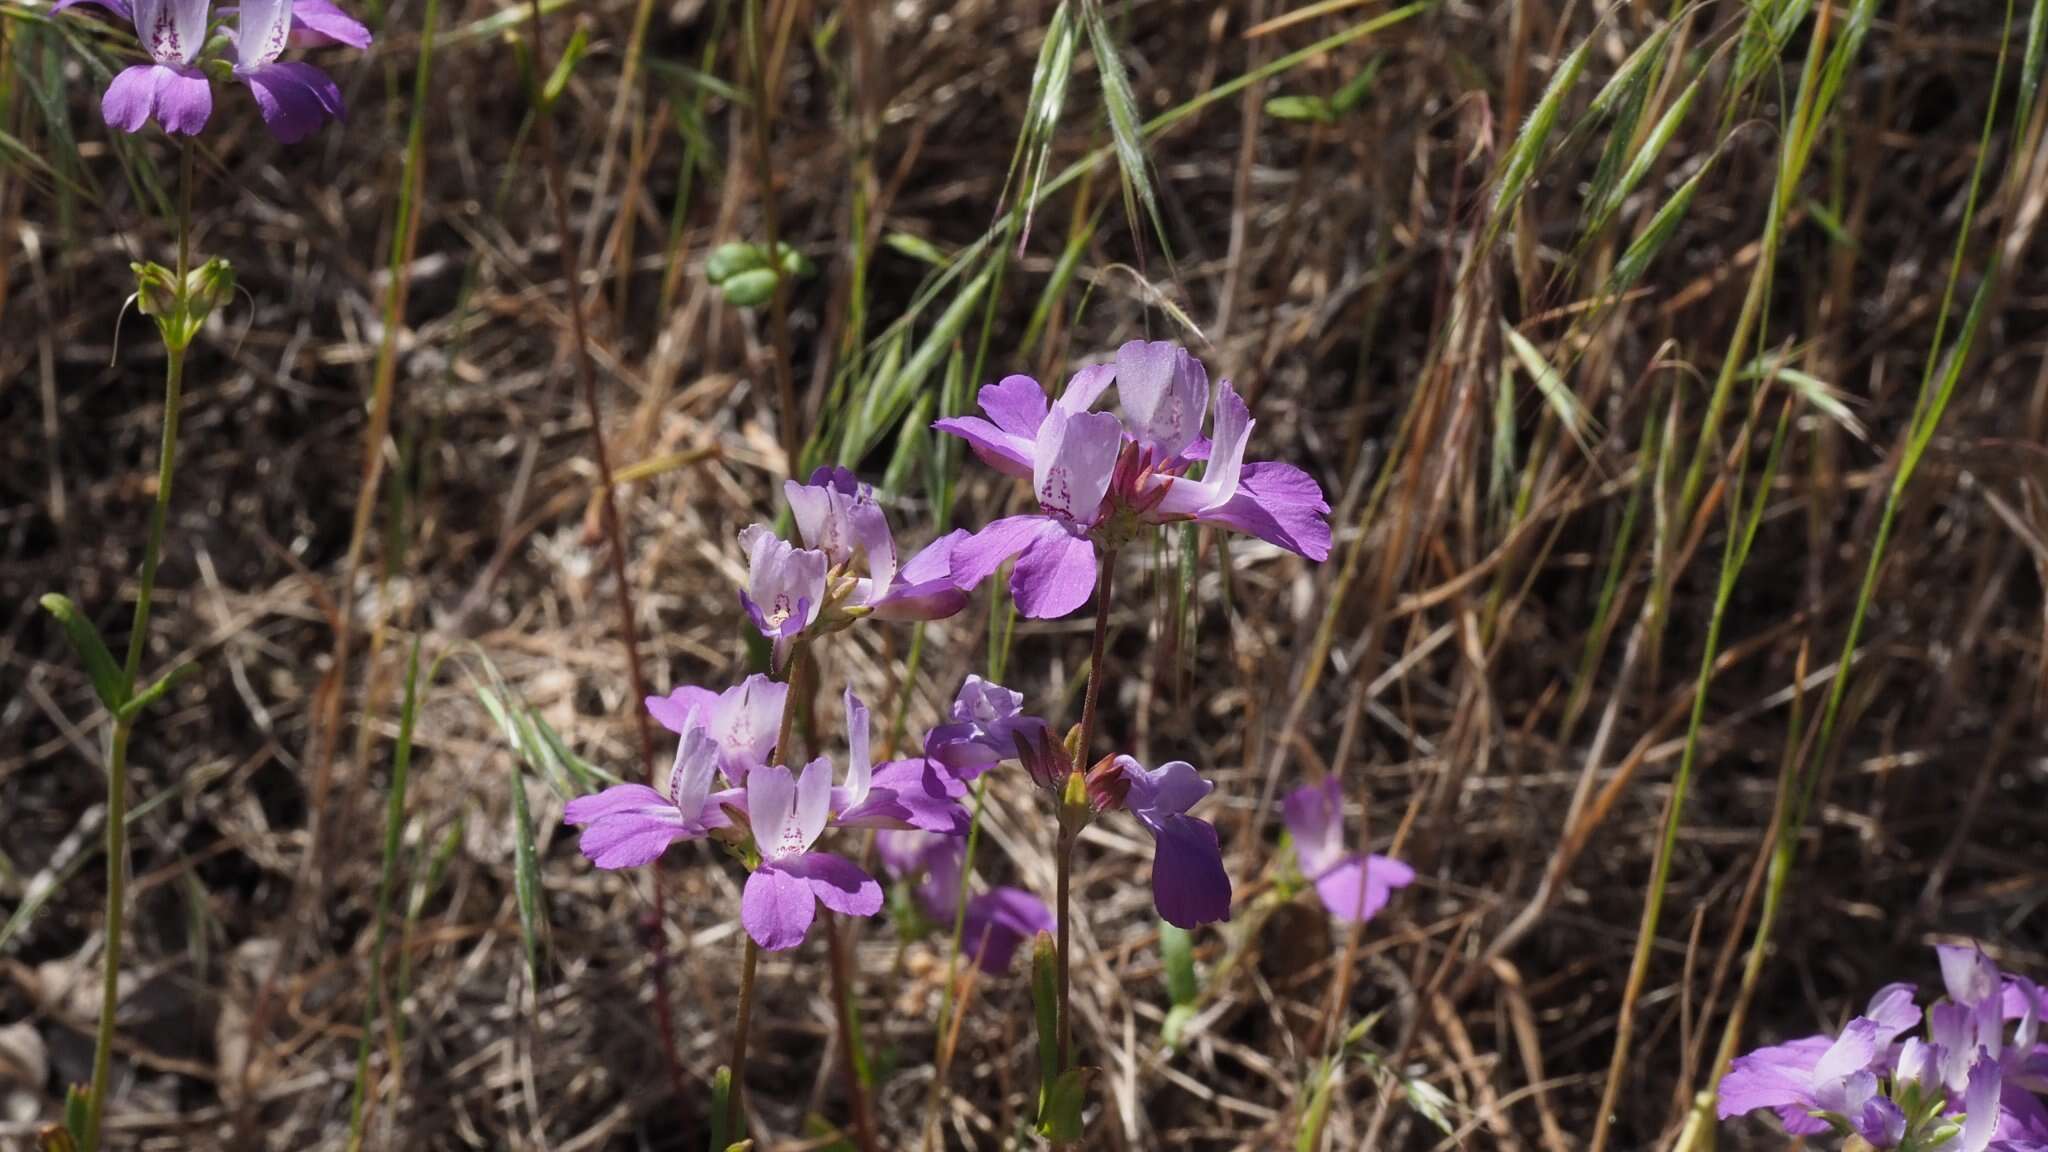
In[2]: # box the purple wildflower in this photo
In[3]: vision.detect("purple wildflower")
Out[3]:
[1280,777,1414,925]
[56,0,366,140]
[231,0,346,143]
[69,0,215,136]
[739,523,829,669]
[738,756,883,951]
[937,342,1332,619]
[563,722,737,869]
[1719,988,1920,1142]
[1719,946,2048,1150]
[922,675,1051,780]
[877,829,1052,974]
[1098,755,1231,929]
[784,467,969,623]
[645,673,787,782]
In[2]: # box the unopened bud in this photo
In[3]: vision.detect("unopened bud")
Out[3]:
[1016,726,1072,793]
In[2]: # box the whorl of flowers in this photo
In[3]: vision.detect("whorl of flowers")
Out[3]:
[1719,944,2048,1151]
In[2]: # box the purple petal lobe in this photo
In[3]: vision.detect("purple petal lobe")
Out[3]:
[236,0,292,66]
[787,852,885,918]
[962,888,1054,973]
[1200,461,1332,561]
[647,685,718,735]
[1008,526,1098,619]
[1716,1035,1831,1118]
[742,863,817,951]
[1283,777,1344,876]
[933,415,1035,477]
[135,0,208,64]
[1032,408,1122,524]
[949,515,1062,592]
[288,0,371,46]
[236,61,343,143]
[981,374,1051,436]
[1115,340,1207,459]
[1149,814,1231,928]
[1312,854,1415,925]
[52,0,134,19]
[1056,362,1116,414]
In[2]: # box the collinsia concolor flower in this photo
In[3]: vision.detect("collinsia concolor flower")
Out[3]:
[939,341,1332,618]
[645,673,786,782]
[230,0,347,142]
[739,523,828,669]
[877,828,1052,974]
[922,675,1051,780]
[784,467,970,623]
[567,683,970,951]
[1718,944,2048,1150]
[1281,777,1414,925]
[55,0,367,140]
[564,720,737,868]
[1094,755,1232,929]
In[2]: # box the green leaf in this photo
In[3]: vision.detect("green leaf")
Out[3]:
[1160,920,1197,1006]
[64,1083,89,1143]
[1039,1067,1090,1142]
[1501,321,1594,458]
[40,595,127,711]
[1295,1059,1335,1152]
[711,1065,735,1152]
[118,661,197,722]
[884,231,949,267]
[1264,94,1334,123]
[720,268,780,308]
[539,23,589,111]
[1331,57,1383,113]
[1031,930,1059,1114]
[706,241,768,283]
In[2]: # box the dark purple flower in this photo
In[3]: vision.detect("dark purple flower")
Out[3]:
[563,723,737,869]
[922,675,1050,780]
[877,829,1051,974]
[645,673,787,783]
[785,467,968,623]
[937,343,1331,619]
[1103,755,1231,929]
[1281,777,1413,925]
[738,523,828,669]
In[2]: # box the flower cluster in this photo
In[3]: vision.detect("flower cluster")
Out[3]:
[740,466,968,667]
[1720,944,2048,1150]
[566,676,969,951]
[936,340,1332,618]
[56,0,369,141]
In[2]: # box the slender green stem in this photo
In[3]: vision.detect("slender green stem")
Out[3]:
[83,718,132,1152]
[87,234,191,1150]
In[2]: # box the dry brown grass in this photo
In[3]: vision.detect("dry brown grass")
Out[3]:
[3,0,2047,1148]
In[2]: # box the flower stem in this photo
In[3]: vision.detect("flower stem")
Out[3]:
[723,937,761,1146]
[85,314,188,1152]
[1055,549,1117,1109]
[823,914,877,1152]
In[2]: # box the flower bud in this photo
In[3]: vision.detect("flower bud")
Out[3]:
[1015,725,1072,793]
[1084,754,1129,812]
